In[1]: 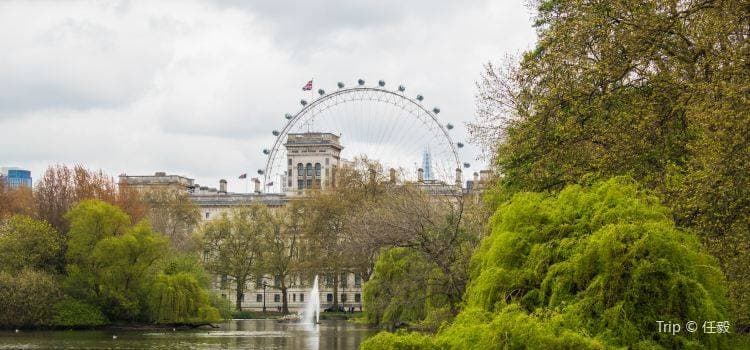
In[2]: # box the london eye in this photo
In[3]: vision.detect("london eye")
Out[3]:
[259,79,469,193]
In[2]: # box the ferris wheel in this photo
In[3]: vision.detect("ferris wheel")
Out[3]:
[258,79,470,193]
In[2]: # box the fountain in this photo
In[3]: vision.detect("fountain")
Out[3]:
[301,275,320,325]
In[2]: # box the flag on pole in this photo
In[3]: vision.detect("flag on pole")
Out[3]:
[239,173,247,179]
[302,80,313,91]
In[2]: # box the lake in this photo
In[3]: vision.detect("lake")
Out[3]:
[0,319,377,349]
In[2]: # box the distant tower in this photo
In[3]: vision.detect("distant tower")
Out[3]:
[422,147,432,181]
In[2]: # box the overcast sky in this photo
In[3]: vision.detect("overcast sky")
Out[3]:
[0,0,536,193]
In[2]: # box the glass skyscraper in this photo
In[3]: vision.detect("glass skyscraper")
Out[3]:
[1,167,32,189]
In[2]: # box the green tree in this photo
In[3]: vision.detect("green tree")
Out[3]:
[363,178,728,349]
[0,215,62,273]
[140,188,200,251]
[363,247,445,331]
[0,268,62,328]
[261,204,302,314]
[202,206,266,311]
[89,222,168,321]
[65,199,130,267]
[471,0,749,326]
[147,272,220,323]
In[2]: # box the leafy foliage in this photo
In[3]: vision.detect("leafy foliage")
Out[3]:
[0,215,62,273]
[364,248,444,330]
[367,178,728,349]
[51,298,108,328]
[147,272,220,323]
[0,268,62,328]
[471,0,749,326]
[202,206,267,311]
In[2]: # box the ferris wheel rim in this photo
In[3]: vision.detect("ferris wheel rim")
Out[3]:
[263,85,461,192]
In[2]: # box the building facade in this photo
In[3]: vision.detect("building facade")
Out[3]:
[1,167,32,189]
[282,132,342,196]
[118,132,489,313]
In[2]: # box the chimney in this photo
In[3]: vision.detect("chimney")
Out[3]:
[417,168,424,182]
[389,168,396,183]
[455,168,462,188]
[253,178,261,193]
[219,179,227,193]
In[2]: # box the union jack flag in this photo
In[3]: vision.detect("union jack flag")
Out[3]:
[302,80,313,91]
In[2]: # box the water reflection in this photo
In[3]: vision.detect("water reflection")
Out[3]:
[0,319,375,350]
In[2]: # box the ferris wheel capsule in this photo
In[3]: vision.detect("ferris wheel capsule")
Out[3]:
[433,107,440,114]
[457,142,464,148]
[318,89,325,96]
[416,95,424,101]
[300,99,308,106]
[262,148,270,155]
[446,123,454,130]
[358,79,365,86]
[285,113,293,120]
[338,82,345,88]
[378,80,385,87]
[272,130,280,136]
[257,169,264,175]
[398,85,406,92]
[463,162,471,168]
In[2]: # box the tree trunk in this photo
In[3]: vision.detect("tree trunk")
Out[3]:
[235,278,245,311]
[281,285,289,314]
[332,273,339,311]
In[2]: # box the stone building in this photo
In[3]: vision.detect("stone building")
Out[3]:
[118,132,490,313]
[282,132,342,195]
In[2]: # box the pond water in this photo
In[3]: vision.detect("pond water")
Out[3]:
[0,319,377,349]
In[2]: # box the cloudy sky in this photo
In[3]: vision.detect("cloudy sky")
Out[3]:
[0,0,536,193]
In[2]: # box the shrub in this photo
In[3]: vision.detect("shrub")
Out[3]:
[360,331,438,350]
[0,268,62,328]
[51,298,108,327]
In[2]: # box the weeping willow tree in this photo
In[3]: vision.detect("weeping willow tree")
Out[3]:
[364,247,450,331]
[363,178,728,350]
[147,272,220,324]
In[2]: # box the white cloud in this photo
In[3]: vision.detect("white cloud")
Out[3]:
[0,0,536,193]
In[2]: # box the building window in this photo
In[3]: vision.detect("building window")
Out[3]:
[306,163,313,176]
[341,294,347,302]
[288,158,292,165]
[300,293,305,303]
[340,273,348,288]
[274,294,280,303]
[354,273,362,287]
[297,163,304,177]
[355,294,361,303]
[256,275,264,288]
[315,179,321,188]
[306,179,312,188]
[298,180,304,190]
[326,293,333,303]
[274,275,281,288]
[220,274,228,289]
[315,163,321,177]
[325,158,329,165]
[293,294,296,302]
[205,212,210,219]
[256,294,262,302]
[239,293,245,303]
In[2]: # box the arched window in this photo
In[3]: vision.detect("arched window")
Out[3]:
[306,163,313,176]
[315,163,321,177]
[297,163,303,178]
